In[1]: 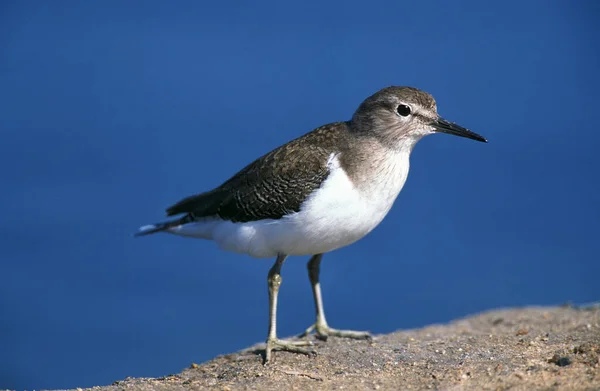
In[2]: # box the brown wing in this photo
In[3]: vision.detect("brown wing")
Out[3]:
[166,122,349,223]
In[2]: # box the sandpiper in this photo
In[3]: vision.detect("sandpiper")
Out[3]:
[136,86,487,363]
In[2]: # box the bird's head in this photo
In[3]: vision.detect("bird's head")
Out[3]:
[350,86,487,149]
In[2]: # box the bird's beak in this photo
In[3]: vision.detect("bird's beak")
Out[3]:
[432,118,487,143]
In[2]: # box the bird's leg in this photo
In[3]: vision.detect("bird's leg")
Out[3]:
[264,254,315,364]
[300,254,372,341]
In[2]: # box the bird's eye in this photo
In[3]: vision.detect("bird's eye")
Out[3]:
[396,104,411,117]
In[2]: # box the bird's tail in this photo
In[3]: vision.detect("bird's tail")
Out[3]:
[134,215,192,237]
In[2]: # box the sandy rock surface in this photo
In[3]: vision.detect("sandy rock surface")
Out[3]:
[32,306,600,391]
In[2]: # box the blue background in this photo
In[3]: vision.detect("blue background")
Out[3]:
[1,1,598,389]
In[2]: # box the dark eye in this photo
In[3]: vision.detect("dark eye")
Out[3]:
[396,104,411,117]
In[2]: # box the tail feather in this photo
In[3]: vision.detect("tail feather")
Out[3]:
[134,215,191,237]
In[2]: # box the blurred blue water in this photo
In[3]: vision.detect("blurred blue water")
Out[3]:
[1,1,599,389]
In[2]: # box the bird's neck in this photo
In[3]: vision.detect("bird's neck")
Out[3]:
[341,136,415,196]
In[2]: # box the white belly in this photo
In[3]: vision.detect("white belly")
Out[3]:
[168,153,410,258]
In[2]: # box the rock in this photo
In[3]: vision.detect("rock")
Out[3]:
[37,306,600,391]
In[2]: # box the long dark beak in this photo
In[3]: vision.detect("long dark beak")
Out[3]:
[432,118,487,143]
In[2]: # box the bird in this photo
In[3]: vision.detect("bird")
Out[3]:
[136,86,487,363]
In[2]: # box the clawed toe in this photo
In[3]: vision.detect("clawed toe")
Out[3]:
[264,338,317,364]
[301,323,372,341]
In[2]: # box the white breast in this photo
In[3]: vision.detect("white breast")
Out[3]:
[169,152,411,258]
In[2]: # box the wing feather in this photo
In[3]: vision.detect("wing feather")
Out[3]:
[166,122,350,223]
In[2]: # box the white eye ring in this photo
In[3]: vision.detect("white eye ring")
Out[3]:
[396,104,412,117]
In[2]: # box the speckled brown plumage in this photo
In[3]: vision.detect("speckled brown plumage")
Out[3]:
[166,122,353,222]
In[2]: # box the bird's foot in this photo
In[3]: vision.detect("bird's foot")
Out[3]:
[264,338,316,364]
[299,322,372,342]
